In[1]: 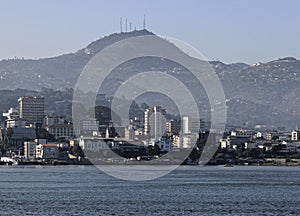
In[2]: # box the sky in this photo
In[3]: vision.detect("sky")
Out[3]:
[0,0,299,64]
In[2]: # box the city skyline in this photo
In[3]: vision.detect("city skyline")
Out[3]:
[0,0,299,64]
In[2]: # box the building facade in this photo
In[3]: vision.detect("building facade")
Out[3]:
[166,119,181,134]
[182,115,200,134]
[144,106,167,139]
[18,96,44,125]
[24,141,37,160]
[46,124,74,139]
[35,144,59,160]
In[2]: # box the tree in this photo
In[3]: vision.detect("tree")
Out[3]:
[69,143,84,158]
[153,144,161,156]
[189,148,201,162]
[147,144,161,157]
[5,128,13,149]
[0,139,4,156]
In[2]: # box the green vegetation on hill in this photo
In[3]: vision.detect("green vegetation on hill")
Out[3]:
[0,30,300,128]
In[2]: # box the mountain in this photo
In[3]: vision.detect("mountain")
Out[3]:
[0,30,154,90]
[0,30,300,129]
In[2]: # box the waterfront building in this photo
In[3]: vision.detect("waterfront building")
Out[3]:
[24,141,37,160]
[146,137,172,152]
[35,143,59,160]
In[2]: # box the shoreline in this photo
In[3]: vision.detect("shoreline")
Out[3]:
[1,161,299,167]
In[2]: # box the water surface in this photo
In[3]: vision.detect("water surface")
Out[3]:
[0,165,299,215]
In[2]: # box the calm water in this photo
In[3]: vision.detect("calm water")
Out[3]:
[0,165,299,216]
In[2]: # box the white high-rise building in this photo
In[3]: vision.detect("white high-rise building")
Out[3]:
[144,106,167,139]
[182,115,200,134]
[182,116,190,134]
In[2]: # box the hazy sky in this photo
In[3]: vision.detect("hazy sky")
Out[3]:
[0,0,299,64]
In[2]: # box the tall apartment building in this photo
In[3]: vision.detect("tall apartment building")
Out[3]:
[182,115,200,134]
[166,119,181,134]
[144,106,166,139]
[18,96,45,125]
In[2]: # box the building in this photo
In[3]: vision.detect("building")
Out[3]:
[3,108,19,120]
[24,141,37,160]
[23,140,45,161]
[220,138,231,149]
[5,119,27,128]
[278,131,291,141]
[181,133,198,148]
[291,130,299,141]
[18,96,44,125]
[244,142,257,149]
[172,133,198,149]
[264,131,278,141]
[2,107,27,128]
[80,118,99,135]
[35,144,59,160]
[44,115,65,126]
[46,123,74,139]
[182,116,190,134]
[147,138,172,152]
[1,127,36,148]
[182,115,200,134]
[166,119,181,134]
[144,106,166,139]
[172,135,181,148]
[231,130,255,139]
[130,117,143,128]
[125,126,135,140]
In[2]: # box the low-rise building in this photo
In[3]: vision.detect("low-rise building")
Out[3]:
[44,115,66,126]
[35,143,59,160]
[244,142,257,149]
[46,123,74,139]
[146,138,172,152]
[220,138,231,149]
[172,133,199,149]
[125,126,135,140]
[1,127,36,148]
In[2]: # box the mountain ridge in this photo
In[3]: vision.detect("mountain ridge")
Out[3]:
[0,30,300,128]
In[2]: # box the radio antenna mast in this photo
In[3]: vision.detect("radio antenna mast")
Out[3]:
[120,17,123,32]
